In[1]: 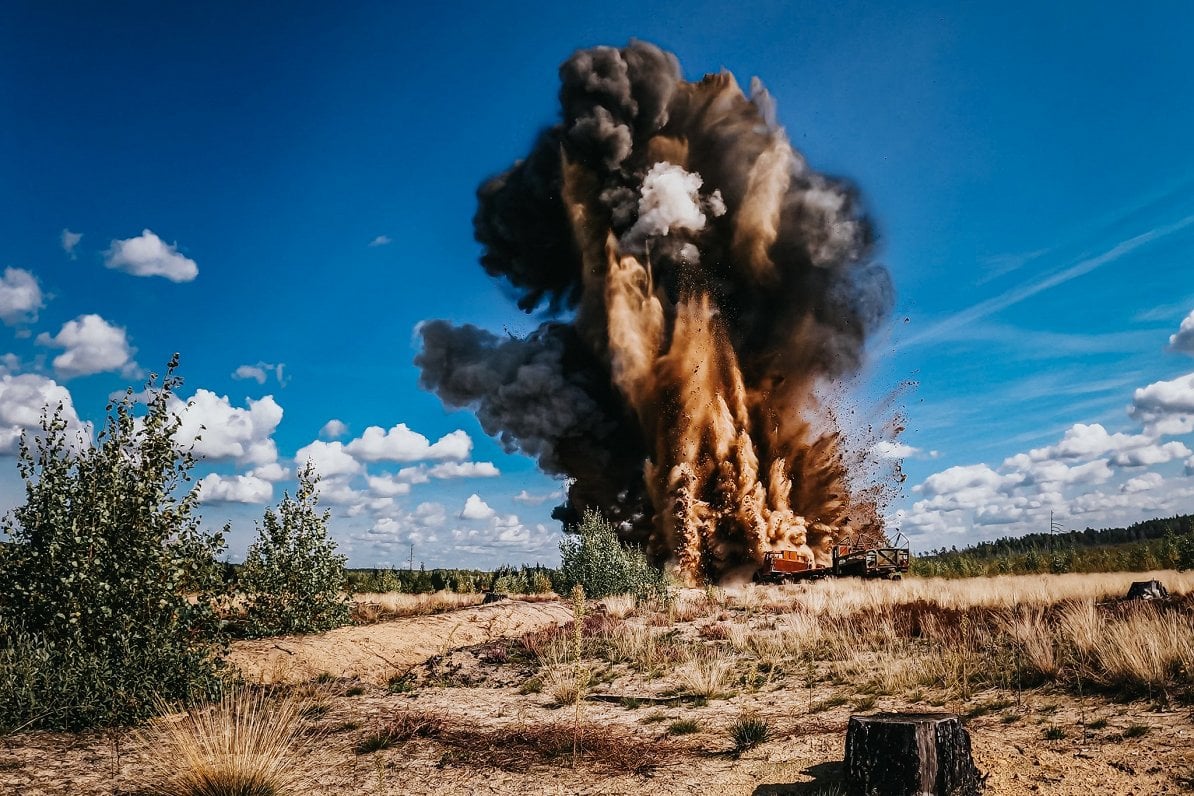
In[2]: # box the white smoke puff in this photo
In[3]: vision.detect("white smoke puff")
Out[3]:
[798,180,861,267]
[621,162,712,253]
[707,189,727,218]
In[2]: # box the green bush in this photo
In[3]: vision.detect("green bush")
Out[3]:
[555,509,666,601]
[238,463,351,636]
[0,358,227,730]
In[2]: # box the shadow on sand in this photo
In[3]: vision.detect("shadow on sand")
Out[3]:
[752,761,846,794]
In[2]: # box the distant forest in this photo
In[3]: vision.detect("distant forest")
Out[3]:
[336,515,1194,590]
[343,563,555,594]
[913,513,1194,577]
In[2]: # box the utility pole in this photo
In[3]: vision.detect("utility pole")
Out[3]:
[409,544,414,572]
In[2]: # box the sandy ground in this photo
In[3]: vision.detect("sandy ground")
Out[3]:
[226,598,574,685]
[2,596,1192,795]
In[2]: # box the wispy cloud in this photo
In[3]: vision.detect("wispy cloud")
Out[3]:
[369,235,392,247]
[900,213,1194,349]
[61,229,82,258]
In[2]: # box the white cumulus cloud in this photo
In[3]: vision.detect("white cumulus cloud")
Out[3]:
[1168,310,1194,355]
[249,462,290,482]
[345,424,471,463]
[294,440,362,478]
[460,493,495,520]
[0,373,87,455]
[427,461,500,479]
[320,419,348,439]
[872,440,921,460]
[0,268,44,325]
[173,390,282,467]
[1121,472,1164,494]
[36,314,138,378]
[197,473,272,504]
[366,473,413,497]
[1129,372,1194,436]
[105,229,198,282]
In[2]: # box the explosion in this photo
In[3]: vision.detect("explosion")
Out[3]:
[416,41,895,583]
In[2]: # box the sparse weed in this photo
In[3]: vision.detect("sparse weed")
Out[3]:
[668,718,700,735]
[1120,723,1151,739]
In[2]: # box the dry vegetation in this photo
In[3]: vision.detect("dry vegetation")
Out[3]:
[4,569,1193,795]
[128,687,325,796]
[349,590,486,623]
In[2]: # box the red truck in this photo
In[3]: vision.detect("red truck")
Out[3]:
[754,542,910,584]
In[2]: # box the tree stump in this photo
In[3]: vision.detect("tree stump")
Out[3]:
[844,712,984,795]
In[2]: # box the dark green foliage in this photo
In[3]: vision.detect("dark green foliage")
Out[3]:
[555,509,667,600]
[729,712,770,753]
[238,463,351,637]
[912,514,1194,578]
[343,563,556,594]
[0,358,227,730]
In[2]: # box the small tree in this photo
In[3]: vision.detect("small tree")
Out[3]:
[556,509,666,600]
[239,463,350,636]
[0,357,227,730]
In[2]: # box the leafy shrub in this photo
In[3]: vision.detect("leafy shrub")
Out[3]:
[556,509,667,600]
[0,358,227,730]
[238,463,351,637]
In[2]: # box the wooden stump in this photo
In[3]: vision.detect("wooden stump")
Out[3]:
[844,712,984,795]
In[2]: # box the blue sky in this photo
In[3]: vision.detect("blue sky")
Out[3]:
[3,1,1194,567]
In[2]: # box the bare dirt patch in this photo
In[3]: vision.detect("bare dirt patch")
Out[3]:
[227,598,573,685]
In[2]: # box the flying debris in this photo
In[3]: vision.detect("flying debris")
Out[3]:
[416,41,896,583]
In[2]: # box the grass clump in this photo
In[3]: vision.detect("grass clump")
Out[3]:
[674,651,734,700]
[668,718,700,735]
[131,687,316,796]
[1120,723,1151,739]
[729,711,771,754]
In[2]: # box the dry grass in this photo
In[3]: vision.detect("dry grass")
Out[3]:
[131,687,322,796]
[542,665,589,707]
[350,590,484,622]
[369,709,680,775]
[674,649,735,699]
[598,621,678,675]
[599,594,638,619]
[580,570,1194,705]
[1082,607,1194,691]
[752,569,1194,618]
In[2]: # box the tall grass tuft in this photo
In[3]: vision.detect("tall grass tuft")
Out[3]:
[132,687,318,796]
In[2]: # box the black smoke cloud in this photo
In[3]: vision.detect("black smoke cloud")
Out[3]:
[416,40,893,560]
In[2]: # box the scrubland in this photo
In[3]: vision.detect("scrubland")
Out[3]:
[3,569,1193,795]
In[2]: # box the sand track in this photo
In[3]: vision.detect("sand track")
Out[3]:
[227,599,572,684]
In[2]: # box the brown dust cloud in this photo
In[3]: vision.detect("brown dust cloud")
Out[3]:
[417,41,899,584]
